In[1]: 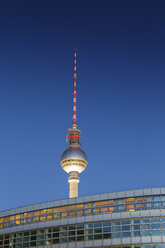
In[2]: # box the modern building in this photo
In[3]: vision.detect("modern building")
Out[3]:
[1,188,165,248]
[1,50,164,248]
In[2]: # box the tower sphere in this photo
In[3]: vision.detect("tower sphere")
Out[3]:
[61,147,87,161]
[61,147,87,174]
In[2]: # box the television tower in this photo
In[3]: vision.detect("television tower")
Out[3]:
[60,49,88,198]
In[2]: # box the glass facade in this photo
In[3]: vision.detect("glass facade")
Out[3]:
[0,195,165,229]
[0,217,165,248]
[90,246,165,248]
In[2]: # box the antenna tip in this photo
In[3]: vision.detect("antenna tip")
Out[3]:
[74,48,76,52]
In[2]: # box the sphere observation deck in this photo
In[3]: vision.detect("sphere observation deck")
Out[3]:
[61,147,87,174]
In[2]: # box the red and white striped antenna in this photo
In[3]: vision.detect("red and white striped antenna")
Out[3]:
[72,48,77,129]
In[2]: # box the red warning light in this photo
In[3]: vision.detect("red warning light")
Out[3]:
[69,135,80,139]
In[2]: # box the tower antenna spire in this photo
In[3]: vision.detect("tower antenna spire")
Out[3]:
[72,48,77,129]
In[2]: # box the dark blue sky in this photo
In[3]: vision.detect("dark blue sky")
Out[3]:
[0,0,165,211]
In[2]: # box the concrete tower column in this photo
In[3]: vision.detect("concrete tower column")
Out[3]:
[68,172,80,198]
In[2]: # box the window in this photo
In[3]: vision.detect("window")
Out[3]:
[142,230,151,236]
[112,226,120,232]
[122,231,131,237]
[100,207,108,213]
[77,235,84,241]
[103,233,111,239]
[112,232,121,238]
[47,209,53,214]
[151,229,161,236]
[77,210,83,216]
[133,231,140,237]
[77,230,84,235]
[94,234,102,239]
[40,215,46,221]
[33,216,39,222]
[133,225,140,230]
[103,226,111,233]
[94,202,100,207]
[61,212,67,218]
[125,198,134,210]
[152,223,161,229]
[136,197,143,209]
[10,216,14,221]
[100,201,108,206]
[67,205,75,211]
[76,203,83,209]
[47,214,53,220]
[94,227,102,234]
[40,209,46,215]
[33,211,39,216]
[122,225,130,231]
[142,224,150,230]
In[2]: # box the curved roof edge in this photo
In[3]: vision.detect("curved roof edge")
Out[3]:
[0,187,165,217]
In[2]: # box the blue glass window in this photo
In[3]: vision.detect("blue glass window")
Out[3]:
[134,219,140,224]
[152,199,161,208]
[142,230,151,236]
[103,227,111,233]
[141,218,150,223]
[77,224,84,229]
[151,229,161,236]
[142,224,150,229]
[103,221,111,226]
[85,223,93,228]
[112,232,121,239]
[94,222,102,228]
[152,218,160,223]
[153,196,161,201]
[113,221,120,225]
[122,220,130,225]
[152,223,161,229]
[133,231,140,237]
[122,225,130,231]
[112,226,121,232]
[161,196,165,201]
[133,225,140,230]
[122,231,131,237]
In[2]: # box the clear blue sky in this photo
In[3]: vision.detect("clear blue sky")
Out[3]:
[0,0,165,211]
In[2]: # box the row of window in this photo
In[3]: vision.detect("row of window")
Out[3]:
[88,246,165,248]
[0,218,165,247]
[0,195,165,229]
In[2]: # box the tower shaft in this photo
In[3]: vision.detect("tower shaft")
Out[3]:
[68,172,79,198]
